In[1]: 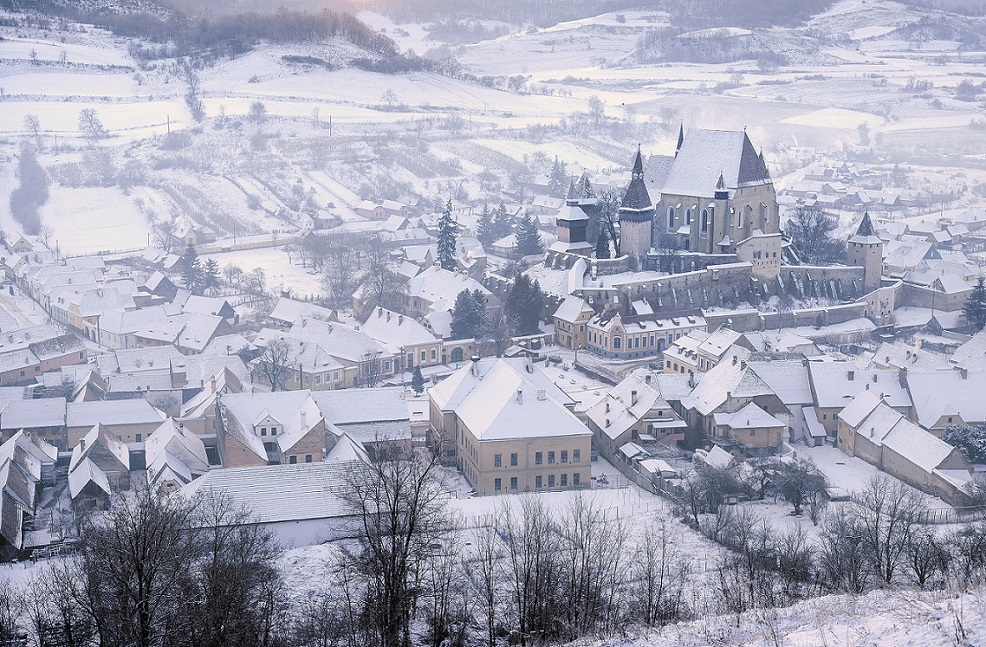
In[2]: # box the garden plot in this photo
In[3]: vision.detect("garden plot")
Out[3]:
[0,71,142,98]
[0,99,190,142]
[201,247,323,300]
[40,186,154,255]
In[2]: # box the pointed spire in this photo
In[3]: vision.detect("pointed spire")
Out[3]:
[676,122,684,156]
[714,172,728,200]
[575,171,595,201]
[632,145,644,180]
[856,211,876,238]
[565,176,578,204]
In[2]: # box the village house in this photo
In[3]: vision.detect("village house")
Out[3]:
[906,368,986,432]
[837,391,973,505]
[552,296,593,350]
[145,419,211,494]
[429,357,591,495]
[66,399,168,447]
[586,311,706,359]
[68,424,131,510]
[807,362,912,438]
[662,326,749,375]
[0,431,57,560]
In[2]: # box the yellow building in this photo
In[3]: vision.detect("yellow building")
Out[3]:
[429,357,592,495]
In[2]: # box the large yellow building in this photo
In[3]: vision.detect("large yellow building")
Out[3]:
[429,357,592,495]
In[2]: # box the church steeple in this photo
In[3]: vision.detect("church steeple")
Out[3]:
[714,172,728,200]
[565,176,578,205]
[676,122,684,157]
[855,211,876,238]
[620,148,652,213]
[631,146,644,180]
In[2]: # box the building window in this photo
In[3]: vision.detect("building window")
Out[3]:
[613,337,622,350]
[548,475,555,487]
[561,450,568,463]
[574,472,581,486]
[535,475,542,488]
[686,209,692,225]
[548,451,555,464]
[494,454,502,467]
[271,427,277,436]
[667,206,675,229]
[305,454,312,463]
[948,417,953,423]
[510,477,518,490]
[535,452,543,465]
[135,434,142,442]
[289,455,297,464]
[431,349,437,360]
[495,478,502,491]
[561,474,568,487]
[510,453,518,467]
[700,209,709,234]
[421,350,426,361]
[316,375,322,384]
[260,427,267,436]
[573,449,581,463]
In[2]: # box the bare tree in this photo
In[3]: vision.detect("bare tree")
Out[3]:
[498,496,563,646]
[630,519,690,627]
[78,108,108,147]
[775,458,828,519]
[479,308,517,358]
[70,485,201,647]
[321,234,363,309]
[559,493,629,639]
[787,204,846,265]
[258,338,293,391]
[338,450,450,647]
[852,474,926,584]
[25,563,94,647]
[905,526,948,589]
[23,114,41,149]
[469,517,503,647]
[360,236,408,315]
[817,506,868,594]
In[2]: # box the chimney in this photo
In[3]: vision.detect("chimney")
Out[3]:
[526,354,534,373]
[301,409,307,429]
[802,357,808,367]
[536,389,546,401]
[732,355,737,366]
[605,418,610,427]
[872,374,877,383]
[631,390,638,406]
[645,374,652,385]
[79,438,85,452]
[605,402,610,413]
[398,315,404,325]
[378,307,383,317]
[471,355,480,376]
[387,311,392,322]
[740,360,746,370]
[848,370,854,381]
[961,367,969,379]
[516,389,523,404]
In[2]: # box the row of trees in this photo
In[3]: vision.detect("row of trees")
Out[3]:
[9,143,48,235]
[448,275,546,346]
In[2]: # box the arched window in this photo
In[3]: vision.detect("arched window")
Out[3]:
[700,209,709,234]
[685,209,692,225]
[667,207,675,230]
[613,337,622,350]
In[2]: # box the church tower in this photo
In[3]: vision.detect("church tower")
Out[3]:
[847,211,883,294]
[553,175,593,256]
[618,148,655,264]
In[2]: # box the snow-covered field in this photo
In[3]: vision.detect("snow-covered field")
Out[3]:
[40,186,154,255]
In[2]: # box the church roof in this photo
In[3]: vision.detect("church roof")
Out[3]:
[620,149,654,214]
[661,129,771,199]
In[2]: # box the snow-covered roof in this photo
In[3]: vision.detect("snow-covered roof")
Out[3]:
[807,362,911,410]
[408,267,490,308]
[585,373,671,441]
[66,399,165,430]
[837,390,884,428]
[712,402,783,429]
[907,370,986,428]
[0,397,66,430]
[182,461,356,524]
[268,297,335,326]
[553,296,593,323]
[359,307,438,351]
[431,358,586,442]
[660,129,770,199]
[746,358,813,406]
[67,457,110,499]
[69,424,130,472]
[145,419,209,477]
[684,349,771,416]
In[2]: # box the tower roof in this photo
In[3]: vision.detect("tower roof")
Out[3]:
[661,129,771,199]
[575,172,596,202]
[849,211,882,245]
[620,148,653,215]
[565,176,578,204]
[676,123,684,155]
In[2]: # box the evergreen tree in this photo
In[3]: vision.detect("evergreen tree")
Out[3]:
[437,198,458,271]
[964,277,986,331]
[180,243,204,293]
[506,275,545,335]
[549,156,567,196]
[450,289,484,339]
[516,212,544,256]
[492,202,512,241]
[202,258,221,294]
[476,203,494,249]
[410,365,425,394]
[595,226,611,259]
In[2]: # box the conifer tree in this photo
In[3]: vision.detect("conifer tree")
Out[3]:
[476,203,494,249]
[180,243,204,293]
[493,202,512,241]
[549,156,568,195]
[450,289,485,339]
[516,212,544,256]
[203,258,222,294]
[410,366,425,394]
[964,277,986,331]
[437,199,458,271]
[595,226,611,259]
[506,275,545,335]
